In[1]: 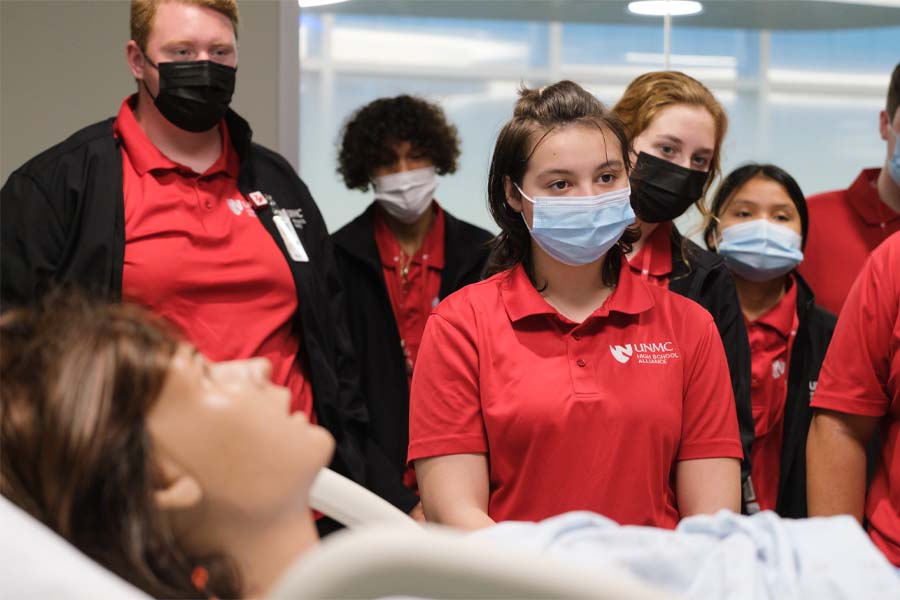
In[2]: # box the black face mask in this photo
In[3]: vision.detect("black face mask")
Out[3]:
[142,58,236,133]
[629,152,710,223]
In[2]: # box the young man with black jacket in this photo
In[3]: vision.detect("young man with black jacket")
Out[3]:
[332,96,493,518]
[0,0,408,533]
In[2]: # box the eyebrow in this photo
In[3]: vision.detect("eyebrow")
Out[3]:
[536,160,624,178]
[730,198,797,210]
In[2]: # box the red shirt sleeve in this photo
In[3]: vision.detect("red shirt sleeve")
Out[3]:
[679,317,745,461]
[811,239,899,417]
[408,308,487,463]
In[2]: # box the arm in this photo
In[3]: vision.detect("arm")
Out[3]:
[1,172,65,308]
[678,317,745,514]
[806,409,878,523]
[416,453,495,530]
[676,457,741,517]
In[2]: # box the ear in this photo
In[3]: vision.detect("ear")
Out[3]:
[126,40,146,80]
[153,455,203,512]
[503,175,523,213]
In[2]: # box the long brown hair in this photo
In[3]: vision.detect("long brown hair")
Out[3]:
[0,293,240,598]
[485,80,639,287]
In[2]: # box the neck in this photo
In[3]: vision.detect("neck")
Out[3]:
[532,245,611,323]
[379,203,435,257]
[734,274,788,322]
[214,504,318,598]
[876,166,900,214]
[133,90,222,174]
[627,218,658,257]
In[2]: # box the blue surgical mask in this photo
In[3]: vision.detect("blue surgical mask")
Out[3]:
[717,219,804,282]
[515,184,635,266]
[889,127,900,187]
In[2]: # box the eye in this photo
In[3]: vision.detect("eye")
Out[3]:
[598,173,615,184]
[549,180,568,191]
[692,156,709,168]
[775,214,790,222]
[734,209,752,218]
[659,145,675,156]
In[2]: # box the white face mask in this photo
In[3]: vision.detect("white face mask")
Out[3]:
[373,166,438,224]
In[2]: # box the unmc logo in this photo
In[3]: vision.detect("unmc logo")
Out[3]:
[610,344,633,364]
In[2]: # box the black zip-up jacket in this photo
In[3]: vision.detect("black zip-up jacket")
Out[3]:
[669,228,754,486]
[332,204,493,509]
[0,108,388,519]
[775,273,836,517]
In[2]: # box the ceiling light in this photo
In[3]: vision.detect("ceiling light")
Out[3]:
[298,0,351,8]
[627,1,703,16]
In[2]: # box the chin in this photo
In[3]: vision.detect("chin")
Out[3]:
[311,425,336,468]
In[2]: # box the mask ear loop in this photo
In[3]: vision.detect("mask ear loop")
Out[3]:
[709,213,723,252]
[139,51,160,102]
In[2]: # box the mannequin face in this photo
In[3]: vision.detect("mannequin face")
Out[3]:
[632,103,716,172]
[717,175,803,238]
[147,345,333,518]
[504,123,629,228]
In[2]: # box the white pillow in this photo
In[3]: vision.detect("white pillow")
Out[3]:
[0,495,149,599]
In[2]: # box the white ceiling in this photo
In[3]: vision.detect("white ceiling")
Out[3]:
[303,0,900,30]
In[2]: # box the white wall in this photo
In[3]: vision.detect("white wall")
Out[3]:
[0,0,285,183]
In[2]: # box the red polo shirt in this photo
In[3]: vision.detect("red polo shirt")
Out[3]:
[800,169,900,315]
[408,260,743,527]
[746,276,799,511]
[374,203,445,383]
[114,97,314,419]
[810,232,900,566]
[628,221,673,288]
[374,202,445,490]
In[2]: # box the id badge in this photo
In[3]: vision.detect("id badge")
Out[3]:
[273,211,309,262]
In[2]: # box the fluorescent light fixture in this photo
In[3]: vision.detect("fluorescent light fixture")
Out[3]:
[298,0,350,8]
[627,1,703,16]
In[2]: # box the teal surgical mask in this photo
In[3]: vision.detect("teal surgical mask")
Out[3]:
[717,219,804,282]
[515,184,635,266]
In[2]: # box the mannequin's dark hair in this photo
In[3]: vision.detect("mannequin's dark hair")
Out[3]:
[484,80,639,287]
[0,292,241,598]
[703,163,809,251]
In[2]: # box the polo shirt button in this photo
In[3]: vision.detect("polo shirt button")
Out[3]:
[576,359,586,367]
[204,200,213,210]
[573,333,581,340]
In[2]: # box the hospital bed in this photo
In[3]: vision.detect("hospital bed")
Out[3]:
[0,469,672,599]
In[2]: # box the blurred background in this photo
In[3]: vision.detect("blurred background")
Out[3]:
[2,0,899,236]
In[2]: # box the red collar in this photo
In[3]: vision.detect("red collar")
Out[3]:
[847,168,900,226]
[373,201,446,269]
[751,275,798,339]
[501,258,655,323]
[629,221,673,279]
[112,95,238,178]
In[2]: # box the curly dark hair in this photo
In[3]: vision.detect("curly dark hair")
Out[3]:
[337,94,461,191]
[485,80,639,288]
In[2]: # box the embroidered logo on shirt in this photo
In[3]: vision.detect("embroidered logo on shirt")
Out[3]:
[610,344,634,364]
[227,198,244,216]
[772,359,786,380]
[227,198,258,218]
[610,341,679,365]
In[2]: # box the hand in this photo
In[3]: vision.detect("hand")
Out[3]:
[409,501,426,523]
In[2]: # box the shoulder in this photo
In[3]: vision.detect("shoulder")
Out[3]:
[443,209,495,246]
[434,269,509,321]
[805,188,847,213]
[332,209,372,246]
[646,282,716,328]
[809,304,838,337]
[8,119,117,181]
